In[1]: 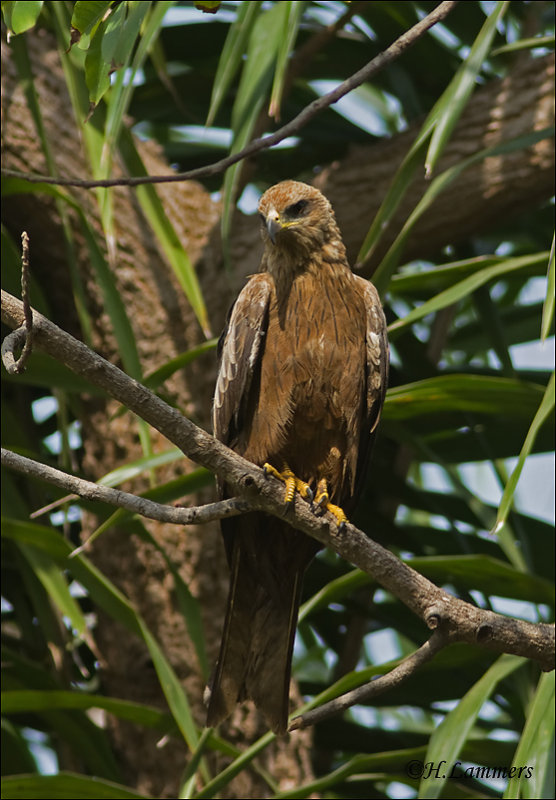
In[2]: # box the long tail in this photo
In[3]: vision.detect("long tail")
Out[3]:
[206,513,318,735]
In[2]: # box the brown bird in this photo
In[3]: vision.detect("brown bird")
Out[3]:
[206,180,388,735]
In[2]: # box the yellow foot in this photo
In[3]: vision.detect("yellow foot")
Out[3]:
[263,462,313,506]
[314,478,348,530]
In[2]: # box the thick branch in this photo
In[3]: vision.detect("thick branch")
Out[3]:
[0,2,458,190]
[2,290,554,671]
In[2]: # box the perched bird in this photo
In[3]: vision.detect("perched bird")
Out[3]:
[206,180,388,735]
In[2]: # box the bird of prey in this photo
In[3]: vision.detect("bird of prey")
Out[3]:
[206,180,388,735]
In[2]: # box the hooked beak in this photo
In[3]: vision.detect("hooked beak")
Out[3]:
[265,209,282,244]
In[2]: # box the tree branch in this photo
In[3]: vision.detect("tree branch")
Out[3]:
[289,630,448,731]
[0,447,250,526]
[0,1,458,190]
[2,289,554,674]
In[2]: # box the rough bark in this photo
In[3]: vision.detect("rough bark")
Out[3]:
[2,19,554,799]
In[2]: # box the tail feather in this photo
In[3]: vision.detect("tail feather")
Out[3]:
[206,513,318,735]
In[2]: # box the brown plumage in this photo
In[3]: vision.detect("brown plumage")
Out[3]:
[206,180,388,734]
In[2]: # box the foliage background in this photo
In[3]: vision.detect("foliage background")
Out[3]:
[1,1,554,798]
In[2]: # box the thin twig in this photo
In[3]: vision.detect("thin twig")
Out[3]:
[1,448,251,525]
[289,630,448,730]
[1,327,27,374]
[1,232,34,374]
[0,2,458,190]
[19,232,34,367]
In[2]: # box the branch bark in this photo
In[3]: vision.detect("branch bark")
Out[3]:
[3,289,554,675]
[0,448,249,527]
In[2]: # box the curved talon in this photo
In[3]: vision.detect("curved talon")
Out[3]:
[281,466,296,506]
[263,463,282,481]
[315,491,329,509]
[326,501,348,528]
[303,485,314,504]
[314,478,329,515]
[263,461,313,508]
[295,478,313,502]
[314,478,348,528]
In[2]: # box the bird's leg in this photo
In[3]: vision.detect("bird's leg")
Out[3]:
[263,461,313,507]
[314,478,348,530]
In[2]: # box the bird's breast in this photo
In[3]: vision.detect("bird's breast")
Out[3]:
[270,270,366,422]
[239,268,366,493]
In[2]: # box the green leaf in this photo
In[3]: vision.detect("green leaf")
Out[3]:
[504,671,555,799]
[268,1,304,120]
[385,375,546,421]
[33,8,147,384]
[0,772,151,799]
[2,1,43,35]
[97,448,186,486]
[80,216,145,381]
[1,351,106,394]
[354,120,434,274]
[388,252,548,339]
[194,730,276,799]
[67,469,213,555]
[206,1,262,126]
[117,127,211,338]
[425,1,509,176]
[139,621,201,754]
[143,339,218,389]
[1,518,201,752]
[136,524,209,678]
[494,372,555,534]
[70,1,113,38]
[419,654,526,799]
[300,568,371,622]
[374,126,554,289]
[221,1,290,257]
[17,542,89,638]
[84,2,127,108]
[4,37,94,343]
[355,24,487,275]
[391,252,549,297]
[2,690,174,733]
[407,555,554,605]
[541,235,555,341]
[2,517,139,630]
[274,749,432,798]
[102,2,167,164]
[491,34,556,57]
[1,718,38,775]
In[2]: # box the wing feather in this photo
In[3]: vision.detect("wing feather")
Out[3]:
[213,275,272,447]
[351,276,389,499]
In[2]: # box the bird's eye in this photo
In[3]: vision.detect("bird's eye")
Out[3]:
[285,199,309,218]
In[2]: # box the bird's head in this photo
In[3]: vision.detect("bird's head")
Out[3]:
[258,181,344,263]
